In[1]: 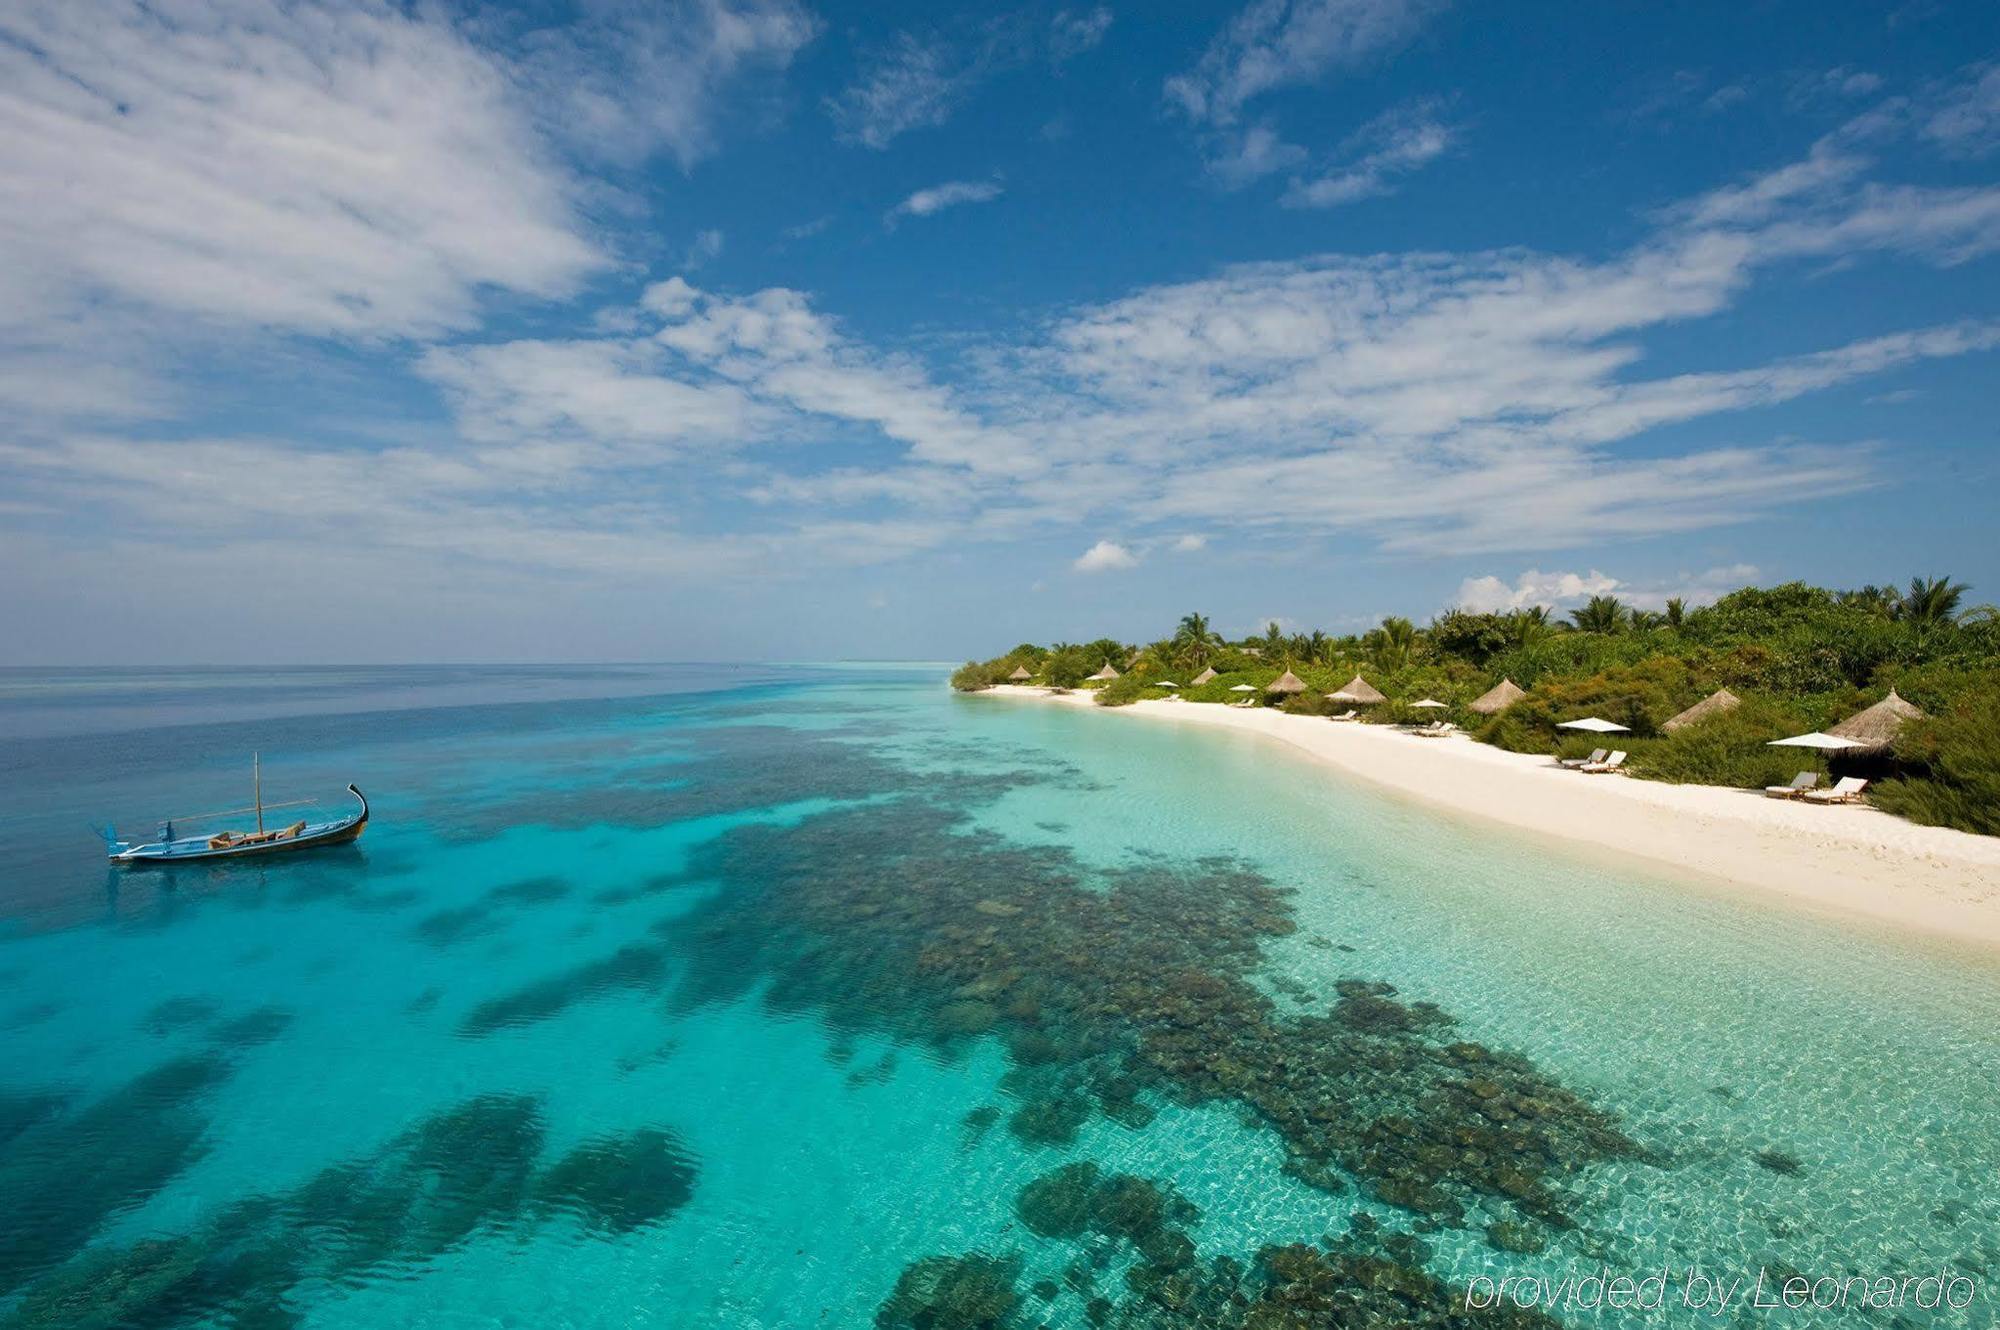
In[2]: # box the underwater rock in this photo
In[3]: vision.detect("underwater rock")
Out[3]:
[655,791,1642,1245]
[142,995,219,1035]
[209,1007,294,1050]
[934,1000,1000,1037]
[876,1253,1023,1330]
[1007,1094,1090,1147]
[1017,1162,1101,1238]
[1754,1148,1804,1176]
[533,1127,698,1234]
[1486,1220,1548,1254]
[0,1053,233,1295]
[458,943,669,1037]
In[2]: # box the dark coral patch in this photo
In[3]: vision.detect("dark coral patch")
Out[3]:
[490,875,570,907]
[209,1007,294,1049]
[660,797,1642,1233]
[533,1127,698,1234]
[0,1053,233,1295]
[141,995,219,1035]
[457,943,669,1037]
[876,1252,1022,1330]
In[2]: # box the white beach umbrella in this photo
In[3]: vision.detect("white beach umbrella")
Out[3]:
[1410,698,1448,709]
[1557,717,1629,733]
[1229,684,1257,693]
[1154,681,1181,688]
[1766,732,1864,750]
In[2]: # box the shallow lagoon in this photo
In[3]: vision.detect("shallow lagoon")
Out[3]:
[1,665,1995,1327]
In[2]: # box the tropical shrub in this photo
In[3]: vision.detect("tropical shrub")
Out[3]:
[1871,701,2000,836]
[1626,697,1824,789]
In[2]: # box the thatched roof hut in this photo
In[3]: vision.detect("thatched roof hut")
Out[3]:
[1333,674,1386,704]
[1467,678,1526,716]
[1661,687,1740,733]
[1087,662,1121,682]
[1266,668,1307,695]
[1008,665,1033,681]
[1191,666,1218,685]
[1827,689,1925,753]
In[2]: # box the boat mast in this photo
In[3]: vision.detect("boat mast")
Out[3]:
[254,752,263,833]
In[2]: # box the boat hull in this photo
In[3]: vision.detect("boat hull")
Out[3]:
[111,786,368,864]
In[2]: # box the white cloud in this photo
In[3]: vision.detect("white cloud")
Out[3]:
[1049,7,1114,62]
[507,0,817,169]
[1173,534,1210,552]
[1205,124,1309,187]
[887,180,1005,224]
[1925,62,2000,156]
[1283,99,1456,207]
[1454,565,1760,614]
[683,229,727,270]
[828,33,969,149]
[1453,569,1622,613]
[1073,540,1139,572]
[0,0,604,343]
[1166,0,1447,125]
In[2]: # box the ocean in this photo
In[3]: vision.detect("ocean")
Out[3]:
[0,663,1995,1328]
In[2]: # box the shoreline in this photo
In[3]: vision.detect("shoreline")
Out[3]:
[973,685,2000,953]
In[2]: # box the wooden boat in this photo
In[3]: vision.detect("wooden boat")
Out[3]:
[105,755,368,864]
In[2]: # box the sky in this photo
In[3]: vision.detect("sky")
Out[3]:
[1,0,1997,664]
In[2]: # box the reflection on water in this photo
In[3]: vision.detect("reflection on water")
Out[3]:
[0,666,1995,1327]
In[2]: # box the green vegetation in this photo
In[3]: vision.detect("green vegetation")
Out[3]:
[950,576,2000,837]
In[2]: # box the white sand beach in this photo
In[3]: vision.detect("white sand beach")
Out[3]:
[976,686,2000,950]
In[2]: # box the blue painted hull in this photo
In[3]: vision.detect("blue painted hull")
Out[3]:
[110,785,368,863]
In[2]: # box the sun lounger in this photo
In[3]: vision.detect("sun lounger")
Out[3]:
[1801,776,1869,804]
[1580,751,1626,773]
[1327,710,1358,722]
[1561,748,1607,769]
[1414,722,1458,738]
[1764,771,1821,799]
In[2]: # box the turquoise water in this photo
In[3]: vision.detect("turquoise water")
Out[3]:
[1,665,1996,1328]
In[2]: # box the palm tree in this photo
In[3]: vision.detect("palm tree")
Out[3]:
[1365,616,1415,672]
[1306,630,1331,664]
[1262,621,1286,655]
[1664,597,1685,629]
[1897,576,1969,626]
[1172,612,1220,667]
[1569,595,1629,634]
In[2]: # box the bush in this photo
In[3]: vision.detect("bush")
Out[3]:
[1626,697,1823,789]
[1093,672,1151,707]
[1279,690,1335,716]
[1476,658,1699,753]
[950,661,1001,692]
[1871,703,2000,836]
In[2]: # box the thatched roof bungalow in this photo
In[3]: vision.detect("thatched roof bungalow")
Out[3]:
[1191,666,1218,685]
[1332,674,1387,705]
[1087,663,1121,682]
[1661,687,1740,732]
[1827,690,1925,754]
[1467,678,1526,716]
[1008,666,1033,681]
[1266,669,1307,695]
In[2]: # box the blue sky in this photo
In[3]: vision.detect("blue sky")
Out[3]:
[2,0,1996,663]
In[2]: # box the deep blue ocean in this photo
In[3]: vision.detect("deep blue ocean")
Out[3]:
[1,664,1996,1328]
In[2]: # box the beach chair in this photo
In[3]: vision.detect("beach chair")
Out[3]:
[1802,776,1869,805]
[1581,751,1626,773]
[1561,748,1607,769]
[1414,722,1457,738]
[1764,772,1821,799]
[1328,710,1358,722]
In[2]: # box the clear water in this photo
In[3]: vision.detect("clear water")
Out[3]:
[1,665,1995,1328]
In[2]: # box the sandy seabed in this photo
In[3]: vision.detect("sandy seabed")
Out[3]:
[975,686,2000,953]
